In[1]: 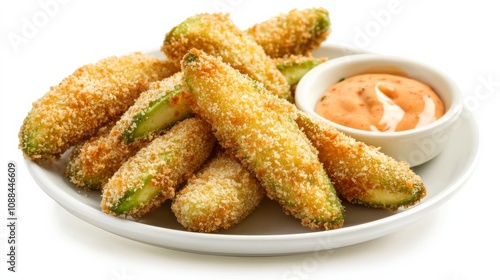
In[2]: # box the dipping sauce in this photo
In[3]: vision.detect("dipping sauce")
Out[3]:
[315,73,445,132]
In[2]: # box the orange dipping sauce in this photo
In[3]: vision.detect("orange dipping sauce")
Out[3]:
[315,73,445,132]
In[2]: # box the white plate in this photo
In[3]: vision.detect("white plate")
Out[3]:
[25,45,480,256]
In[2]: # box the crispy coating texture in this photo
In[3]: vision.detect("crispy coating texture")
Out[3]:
[66,73,185,190]
[172,150,265,232]
[66,130,141,191]
[19,52,177,161]
[295,110,426,209]
[101,117,216,219]
[162,13,292,101]
[246,8,331,58]
[121,73,191,143]
[181,49,344,230]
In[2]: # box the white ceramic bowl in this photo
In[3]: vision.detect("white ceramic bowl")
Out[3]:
[295,53,463,167]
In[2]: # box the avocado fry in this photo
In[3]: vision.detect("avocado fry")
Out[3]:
[181,49,344,230]
[172,149,265,232]
[295,110,426,210]
[162,13,292,101]
[19,52,177,161]
[246,7,331,58]
[101,117,216,219]
[66,72,192,190]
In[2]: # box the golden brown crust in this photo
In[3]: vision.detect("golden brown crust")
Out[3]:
[181,49,344,230]
[172,150,265,232]
[295,110,426,209]
[66,72,184,190]
[101,117,216,219]
[19,52,178,161]
[66,131,142,190]
[162,13,291,101]
[246,8,331,58]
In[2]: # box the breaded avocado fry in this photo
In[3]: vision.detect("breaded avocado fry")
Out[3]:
[66,72,192,190]
[19,52,177,161]
[121,72,192,143]
[181,49,344,230]
[101,117,216,219]
[162,13,292,101]
[246,7,331,58]
[295,110,426,209]
[66,132,139,191]
[172,150,265,232]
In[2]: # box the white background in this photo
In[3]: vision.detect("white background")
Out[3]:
[1,0,499,279]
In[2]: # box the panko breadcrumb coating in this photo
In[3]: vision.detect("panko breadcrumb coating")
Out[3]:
[19,52,177,161]
[172,150,265,232]
[295,110,426,209]
[246,7,331,58]
[66,130,140,190]
[66,72,190,190]
[101,117,216,219]
[162,12,292,101]
[182,49,344,230]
